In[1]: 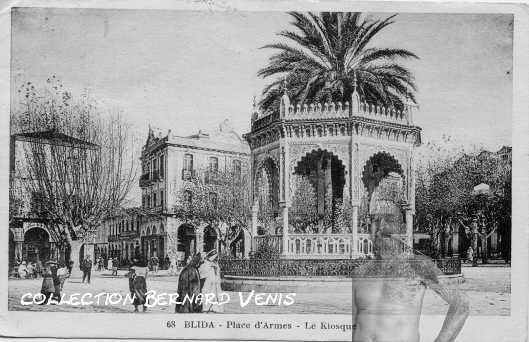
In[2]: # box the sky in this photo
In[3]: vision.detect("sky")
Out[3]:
[11,8,513,153]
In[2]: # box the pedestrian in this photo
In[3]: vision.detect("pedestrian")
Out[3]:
[467,246,474,264]
[175,253,203,313]
[35,260,43,278]
[67,260,74,275]
[163,256,170,270]
[108,257,113,272]
[26,262,34,279]
[18,261,27,279]
[40,260,60,303]
[128,258,149,312]
[112,257,118,276]
[198,250,224,313]
[82,256,92,284]
[152,256,159,273]
[57,263,69,291]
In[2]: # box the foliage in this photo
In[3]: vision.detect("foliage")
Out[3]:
[173,166,252,252]
[250,236,281,260]
[258,12,418,114]
[11,77,136,267]
[414,140,511,257]
[289,174,318,228]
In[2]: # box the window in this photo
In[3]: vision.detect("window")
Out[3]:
[159,155,165,178]
[153,193,157,207]
[126,221,129,231]
[160,190,164,207]
[146,195,150,208]
[184,154,193,171]
[184,190,193,207]
[209,157,219,172]
[232,159,242,180]
[209,192,218,209]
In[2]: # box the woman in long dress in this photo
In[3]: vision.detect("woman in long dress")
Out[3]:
[175,253,202,313]
[128,259,148,312]
[198,250,224,313]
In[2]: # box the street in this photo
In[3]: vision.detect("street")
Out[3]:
[8,265,510,315]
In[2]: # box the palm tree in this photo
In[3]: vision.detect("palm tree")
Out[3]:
[258,12,418,114]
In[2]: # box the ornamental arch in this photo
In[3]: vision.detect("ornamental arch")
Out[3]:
[23,227,50,263]
[292,149,346,223]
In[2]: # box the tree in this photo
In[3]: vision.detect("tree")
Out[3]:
[11,77,137,274]
[258,12,418,113]
[173,166,252,257]
[414,141,511,259]
[289,174,318,232]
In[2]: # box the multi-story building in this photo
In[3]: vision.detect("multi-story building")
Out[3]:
[104,208,143,263]
[9,130,97,267]
[137,120,250,263]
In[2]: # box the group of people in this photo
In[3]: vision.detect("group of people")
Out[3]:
[126,249,223,313]
[176,249,223,313]
[40,260,70,303]
[15,260,42,279]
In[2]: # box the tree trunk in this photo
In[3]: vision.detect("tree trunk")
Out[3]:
[69,240,84,278]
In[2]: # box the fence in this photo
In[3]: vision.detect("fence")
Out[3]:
[219,257,461,278]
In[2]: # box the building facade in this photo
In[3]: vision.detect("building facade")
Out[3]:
[138,120,250,263]
[244,82,422,259]
[9,131,97,268]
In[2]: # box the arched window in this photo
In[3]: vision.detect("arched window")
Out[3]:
[152,225,157,235]
[160,224,164,233]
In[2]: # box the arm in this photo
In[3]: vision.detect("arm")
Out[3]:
[428,281,469,342]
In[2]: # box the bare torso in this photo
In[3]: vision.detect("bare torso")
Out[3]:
[353,278,426,342]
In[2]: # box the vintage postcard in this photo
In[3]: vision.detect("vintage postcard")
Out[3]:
[0,0,527,341]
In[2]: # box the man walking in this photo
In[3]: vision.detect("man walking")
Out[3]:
[82,256,92,284]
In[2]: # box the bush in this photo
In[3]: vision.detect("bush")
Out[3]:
[250,236,280,260]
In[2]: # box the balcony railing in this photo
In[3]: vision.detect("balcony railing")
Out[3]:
[120,230,139,239]
[182,169,196,181]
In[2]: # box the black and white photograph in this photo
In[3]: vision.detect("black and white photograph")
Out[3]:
[1,1,528,341]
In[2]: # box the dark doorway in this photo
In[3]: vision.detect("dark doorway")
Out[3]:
[177,224,196,260]
[203,226,217,253]
[23,227,50,263]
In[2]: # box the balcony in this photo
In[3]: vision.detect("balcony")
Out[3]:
[120,230,139,239]
[139,173,151,187]
[182,169,196,181]
[139,171,162,187]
